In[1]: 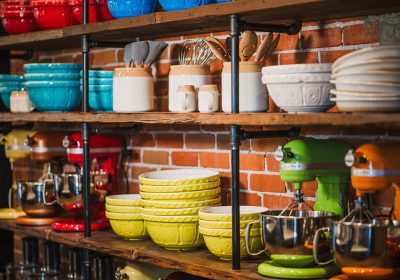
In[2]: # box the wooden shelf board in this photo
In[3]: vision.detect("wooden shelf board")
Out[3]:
[1,0,400,50]
[1,112,400,127]
[0,220,271,280]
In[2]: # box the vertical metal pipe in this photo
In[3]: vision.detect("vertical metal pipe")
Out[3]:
[230,14,241,270]
[81,0,91,279]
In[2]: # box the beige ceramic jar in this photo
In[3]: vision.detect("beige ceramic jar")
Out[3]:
[222,62,267,113]
[168,65,211,112]
[10,91,34,113]
[113,67,154,112]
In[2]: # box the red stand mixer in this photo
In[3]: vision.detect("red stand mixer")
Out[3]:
[51,132,123,232]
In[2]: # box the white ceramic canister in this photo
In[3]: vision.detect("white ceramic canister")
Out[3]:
[176,85,197,113]
[10,91,35,113]
[113,67,154,112]
[222,62,268,113]
[198,84,219,113]
[168,65,211,112]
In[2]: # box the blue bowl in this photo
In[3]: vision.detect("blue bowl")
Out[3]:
[158,0,215,11]
[0,75,24,82]
[89,91,103,111]
[0,81,24,88]
[27,81,81,88]
[98,90,113,112]
[82,84,113,92]
[27,81,81,112]
[106,0,157,18]
[215,0,230,2]
[80,78,113,86]
[24,73,81,81]
[81,70,114,79]
[24,63,82,74]
[0,86,23,109]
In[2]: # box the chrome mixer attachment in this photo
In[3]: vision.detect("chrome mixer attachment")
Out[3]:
[341,197,375,224]
[279,185,314,217]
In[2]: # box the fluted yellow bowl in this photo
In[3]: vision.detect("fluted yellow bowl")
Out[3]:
[0,208,25,220]
[140,188,220,201]
[106,194,142,207]
[199,206,267,221]
[139,180,220,193]
[105,204,142,214]
[139,169,219,186]
[142,205,221,216]
[199,219,260,229]
[199,226,262,260]
[106,211,147,240]
[142,197,221,209]
[143,214,203,250]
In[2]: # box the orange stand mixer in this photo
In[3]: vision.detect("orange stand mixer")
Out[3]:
[50,132,123,232]
[326,143,400,280]
[16,131,67,226]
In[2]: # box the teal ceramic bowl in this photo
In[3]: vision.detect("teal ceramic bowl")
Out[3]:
[81,70,114,79]
[0,75,24,82]
[0,85,23,109]
[24,73,81,81]
[24,63,82,74]
[89,90,112,112]
[89,91,102,111]
[27,81,81,112]
[82,85,113,92]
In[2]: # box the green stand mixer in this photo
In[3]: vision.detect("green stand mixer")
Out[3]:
[254,139,352,279]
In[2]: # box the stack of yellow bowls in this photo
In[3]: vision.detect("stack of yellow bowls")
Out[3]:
[198,206,267,260]
[139,169,221,251]
[105,194,148,240]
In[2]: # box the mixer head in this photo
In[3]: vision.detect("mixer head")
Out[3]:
[25,131,66,162]
[0,130,36,166]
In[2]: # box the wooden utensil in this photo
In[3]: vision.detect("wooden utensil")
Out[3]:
[261,34,280,62]
[225,36,232,60]
[204,40,229,62]
[206,36,228,55]
[239,31,258,61]
[255,32,273,62]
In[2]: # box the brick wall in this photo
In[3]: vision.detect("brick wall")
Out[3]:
[10,12,400,230]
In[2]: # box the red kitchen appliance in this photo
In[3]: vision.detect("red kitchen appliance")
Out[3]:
[51,132,123,231]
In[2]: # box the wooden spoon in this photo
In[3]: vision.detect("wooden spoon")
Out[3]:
[204,40,229,62]
[206,37,228,55]
[255,32,273,62]
[239,31,258,61]
[261,34,280,62]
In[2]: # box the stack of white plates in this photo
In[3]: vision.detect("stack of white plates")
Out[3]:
[330,45,400,112]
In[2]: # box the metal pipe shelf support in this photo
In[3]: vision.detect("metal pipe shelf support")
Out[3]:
[229,15,302,270]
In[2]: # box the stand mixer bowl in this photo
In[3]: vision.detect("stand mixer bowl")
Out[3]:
[17,181,62,218]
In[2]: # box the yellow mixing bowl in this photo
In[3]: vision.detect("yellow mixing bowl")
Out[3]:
[106,211,147,240]
[199,206,267,221]
[199,227,262,260]
[140,188,220,201]
[199,219,260,229]
[139,169,219,186]
[106,194,142,207]
[139,180,220,193]
[145,220,204,250]
[0,208,25,220]
[142,197,221,209]
[142,206,221,216]
[106,204,142,214]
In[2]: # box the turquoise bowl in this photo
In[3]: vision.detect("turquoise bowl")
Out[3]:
[80,78,113,86]
[81,85,113,92]
[81,70,114,79]
[89,91,102,111]
[0,86,23,109]
[98,90,112,112]
[27,81,81,112]
[24,63,82,74]
[0,75,24,82]
[24,73,81,81]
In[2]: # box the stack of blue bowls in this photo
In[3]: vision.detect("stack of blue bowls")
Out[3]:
[24,63,82,112]
[0,75,25,110]
[83,70,113,112]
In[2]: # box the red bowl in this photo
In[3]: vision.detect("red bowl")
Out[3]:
[97,3,113,21]
[69,0,98,24]
[31,0,72,29]
[1,13,38,34]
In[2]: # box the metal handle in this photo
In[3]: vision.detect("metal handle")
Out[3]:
[43,180,58,206]
[313,227,334,266]
[245,220,267,256]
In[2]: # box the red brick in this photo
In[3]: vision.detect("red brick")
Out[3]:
[220,172,248,190]
[275,33,300,51]
[263,195,293,209]
[154,80,169,97]
[280,52,318,64]
[143,150,169,165]
[131,133,155,147]
[217,134,250,150]
[92,50,117,66]
[154,97,169,112]
[145,124,171,131]
[186,134,215,149]
[171,124,201,131]
[128,182,139,194]
[240,154,265,171]
[156,133,184,148]
[264,54,278,67]
[343,23,379,45]
[250,174,286,193]
[251,137,288,152]
[301,127,342,135]
[171,151,199,167]
[129,167,156,180]
[210,59,224,74]
[301,28,342,49]
[266,154,280,172]
[297,181,318,197]
[199,152,230,169]
[240,193,262,206]
[130,149,141,163]
[116,49,124,63]
[201,125,228,131]
[155,62,171,78]
[320,50,353,63]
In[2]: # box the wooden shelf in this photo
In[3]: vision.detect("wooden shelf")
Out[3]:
[1,0,400,50]
[1,112,400,127]
[0,220,271,280]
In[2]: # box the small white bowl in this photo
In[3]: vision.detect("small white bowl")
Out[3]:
[332,45,400,70]
[331,80,400,94]
[332,71,400,84]
[331,97,400,112]
[331,89,400,98]
[262,73,331,84]
[262,63,332,75]
[332,59,400,74]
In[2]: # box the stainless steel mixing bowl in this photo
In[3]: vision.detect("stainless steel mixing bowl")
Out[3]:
[17,181,62,218]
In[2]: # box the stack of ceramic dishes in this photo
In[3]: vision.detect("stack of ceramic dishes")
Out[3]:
[105,194,148,240]
[24,63,82,111]
[331,45,400,112]
[262,64,334,113]
[0,74,25,110]
[82,70,113,112]
[139,169,221,250]
[198,206,267,260]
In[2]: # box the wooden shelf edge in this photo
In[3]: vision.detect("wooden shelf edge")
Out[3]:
[0,221,268,280]
[1,112,400,127]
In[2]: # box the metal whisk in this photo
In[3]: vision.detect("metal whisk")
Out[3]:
[178,39,216,65]
[279,187,314,217]
[342,197,375,224]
